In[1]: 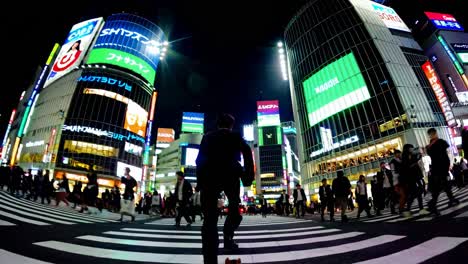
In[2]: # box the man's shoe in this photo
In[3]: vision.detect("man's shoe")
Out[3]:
[224,240,239,251]
[419,209,430,215]
[174,223,180,227]
[131,216,135,222]
[402,211,412,218]
[448,199,460,207]
[367,214,374,218]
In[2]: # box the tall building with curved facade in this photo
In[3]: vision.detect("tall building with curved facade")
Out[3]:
[284,0,455,197]
[12,14,164,194]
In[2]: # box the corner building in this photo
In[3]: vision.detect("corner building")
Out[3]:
[18,13,164,193]
[284,0,453,197]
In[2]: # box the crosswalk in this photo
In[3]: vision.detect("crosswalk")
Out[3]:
[317,186,468,224]
[0,215,464,263]
[0,190,117,226]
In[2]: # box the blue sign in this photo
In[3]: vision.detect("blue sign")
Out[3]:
[431,20,464,31]
[92,14,165,71]
[66,19,99,44]
[77,75,132,91]
[182,112,204,125]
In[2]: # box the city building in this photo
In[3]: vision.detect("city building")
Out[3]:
[3,14,166,195]
[284,0,454,199]
[411,11,468,146]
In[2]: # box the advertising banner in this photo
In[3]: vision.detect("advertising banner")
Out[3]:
[124,101,149,137]
[87,48,156,84]
[422,61,456,127]
[257,100,281,127]
[181,112,204,133]
[156,128,175,143]
[44,18,103,87]
[303,52,370,127]
[116,161,143,182]
[425,12,464,31]
[370,2,410,32]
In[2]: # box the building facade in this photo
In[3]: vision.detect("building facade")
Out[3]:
[284,0,453,198]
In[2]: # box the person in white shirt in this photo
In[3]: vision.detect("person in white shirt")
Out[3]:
[355,175,373,219]
[293,184,307,218]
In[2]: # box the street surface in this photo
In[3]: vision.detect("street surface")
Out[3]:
[1,188,468,263]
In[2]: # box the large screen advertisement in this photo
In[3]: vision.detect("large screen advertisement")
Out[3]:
[87,14,165,85]
[184,147,199,166]
[303,52,370,128]
[124,101,148,137]
[181,112,204,133]
[157,128,175,143]
[116,161,143,182]
[257,100,281,127]
[44,18,103,87]
[371,2,410,32]
[425,12,464,31]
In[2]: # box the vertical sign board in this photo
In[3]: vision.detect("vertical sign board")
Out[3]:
[422,61,456,127]
[181,112,204,133]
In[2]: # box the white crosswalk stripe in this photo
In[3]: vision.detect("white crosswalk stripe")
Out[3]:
[0,191,117,225]
[18,215,466,263]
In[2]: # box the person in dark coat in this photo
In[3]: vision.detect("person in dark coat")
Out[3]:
[174,171,193,227]
[260,194,268,218]
[79,169,99,213]
[278,190,290,216]
[319,179,334,222]
[41,170,51,204]
[120,167,137,221]
[426,128,459,215]
[196,113,254,264]
[332,170,351,222]
[293,184,307,218]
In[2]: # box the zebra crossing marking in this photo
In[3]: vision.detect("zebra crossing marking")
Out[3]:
[0,219,16,226]
[122,226,324,234]
[0,249,52,264]
[0,210,49,226]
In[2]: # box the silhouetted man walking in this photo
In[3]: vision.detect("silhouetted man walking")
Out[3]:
[196,114,254,264]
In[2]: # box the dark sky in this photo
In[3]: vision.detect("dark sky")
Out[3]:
[0,0,466,141]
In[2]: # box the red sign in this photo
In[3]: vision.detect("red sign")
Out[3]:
[257,100,280,114]
[425,12,457,22]
[422,61,456,127]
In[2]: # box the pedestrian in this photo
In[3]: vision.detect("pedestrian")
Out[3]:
[10,164,24,196]
[260,194,268,218]
[191,186,203,222]
[458,158,467,187]
[379,162,397,214]
[371,173,384,216]
[102,189,111,210]
[278,189,290,216]
[119,167,137,222]
[426,128,459,215]
[79,169,98,213]
[401,144,427,217]
[71,181,82,209]
[319,178,334,222]
[41,170,52,204]
[174,171,193,227]
[55,174,70,206]
[390,149,405,214]
[150,190,161,216]
[332,170,351,222]
[293,184,307,218]
[355,175,373,219]
[195,113,254,264]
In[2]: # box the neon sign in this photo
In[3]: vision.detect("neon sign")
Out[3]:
[25,140,45,148]
[62,125,145,143]
[425,12,464,31]
[422,61,456,127]
[78,75,132,91]
[438,35,465,75]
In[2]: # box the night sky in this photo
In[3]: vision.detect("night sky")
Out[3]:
[0,0,466,142]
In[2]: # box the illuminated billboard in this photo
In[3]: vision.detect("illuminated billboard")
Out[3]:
[257,100,281,127]
[371,2,410,32]
[116,161,143,182]
[124,101,148,137]
[44,18,103,87]
[425,12,464,31]
[181,112,204,133]
[422,61,456,127]
[157,128,175,143]
[243,125,255,141]
[303,52,370,128]
[87,14,165,85]
[184,147,199,166]
[87,49,156,84]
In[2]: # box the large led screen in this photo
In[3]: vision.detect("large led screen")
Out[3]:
[303,52,370,128]
[184,147,199,166]
[116,161,143,182]
[124,101,149,137]
[87,48,156,84]
[44,18,103,87]
[181,112,204,133]
[257,100,281,127]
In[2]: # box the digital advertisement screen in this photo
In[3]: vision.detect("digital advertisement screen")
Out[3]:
[124,101,148,137]
[243,124,255,141]
[116,161,143,182]
[87,48,156,84]
[425,12,464,31]
[44,18,103,87]
[181,112,204,133]
[371,2,410,32]
[184,147,199,166]
[303,52,370,128]
[156,128,175,143]
[458,53,468,64]
[257,100,281,127]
